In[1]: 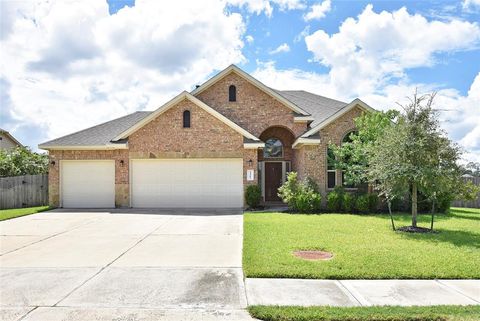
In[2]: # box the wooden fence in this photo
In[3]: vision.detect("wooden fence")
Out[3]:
[452,176,480,208]
[0,174,48,210]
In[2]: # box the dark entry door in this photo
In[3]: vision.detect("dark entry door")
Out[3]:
[265,162,282,201]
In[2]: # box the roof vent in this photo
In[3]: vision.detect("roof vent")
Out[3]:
[195,85,200,88]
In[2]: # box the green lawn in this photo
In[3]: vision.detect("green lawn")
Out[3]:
[248,305,480,321]
[0,206,51,221]
[243,207,480,279]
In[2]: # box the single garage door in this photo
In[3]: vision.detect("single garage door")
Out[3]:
[131,159,243,208]
[61,160,115,208]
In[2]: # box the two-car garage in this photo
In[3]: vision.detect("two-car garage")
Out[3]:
[60,159,244,208]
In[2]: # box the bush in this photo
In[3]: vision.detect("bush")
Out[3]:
[0,147,48,177]
[278,172,322,213]
[326,186,344,212]
[367,193,379,213]
[245,185,262,208]
[295,188,322,213]
[343,193,356,213]
[278,172,300,210]
[355,194,370,213]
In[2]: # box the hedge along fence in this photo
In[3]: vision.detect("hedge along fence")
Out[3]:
[452,176,480,209]
[0,174,48,209]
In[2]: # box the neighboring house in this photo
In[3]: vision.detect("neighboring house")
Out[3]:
[0,128,23,150]
[39,65,374,208]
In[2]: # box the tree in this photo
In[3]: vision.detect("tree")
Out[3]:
[0,147,49,177]
[462,162,480,176]
[330,110,399,187]
[368,92,465,229]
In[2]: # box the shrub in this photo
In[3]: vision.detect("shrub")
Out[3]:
[367,193,379,213]
[245,185,262,209]
[327,186,344,212]
[278,172,300,210]
[295,187,322,213]
[278,172,322,213]
[0,147,48,177]
[355,194,370,213]
[343,192,356,213]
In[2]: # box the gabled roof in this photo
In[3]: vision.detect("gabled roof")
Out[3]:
[191,65,311,116]
[114,91,260,141]
[39,112,150,150]
[301,98,375,138]
[0,128,23,147]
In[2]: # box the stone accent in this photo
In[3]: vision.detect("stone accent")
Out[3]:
[196,72,307,138]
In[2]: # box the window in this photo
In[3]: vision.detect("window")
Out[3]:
[327,148,336,189]
[342,131,357,188]
[183,110,191,128]
[263,138,283,158]
[229,85,236,102]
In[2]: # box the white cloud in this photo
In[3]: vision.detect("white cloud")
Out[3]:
[246,35,254,43]
[269,43,290,54]
[254,61,480,162]
[226,0,305,17]
[303,0,331,21]
[0,0,246,149]
[463,0,480,9]
[305,4,480,97]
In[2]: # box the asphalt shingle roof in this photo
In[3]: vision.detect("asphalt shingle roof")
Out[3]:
[40,90,350,147]
[39,111,151,147]
[274,90,348,128]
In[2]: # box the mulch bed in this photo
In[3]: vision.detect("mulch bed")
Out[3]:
[397,226,438,233]
[293,250,334,261]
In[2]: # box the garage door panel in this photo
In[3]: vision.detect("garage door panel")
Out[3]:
[61,161,115,208]
[131,159,243,208]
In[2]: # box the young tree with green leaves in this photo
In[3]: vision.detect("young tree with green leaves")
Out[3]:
[332,92,478,231]
[0,147,49,177]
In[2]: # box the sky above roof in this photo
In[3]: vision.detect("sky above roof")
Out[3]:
[1,0,479,162]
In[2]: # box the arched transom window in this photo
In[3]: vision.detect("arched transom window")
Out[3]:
[263,138,283,158]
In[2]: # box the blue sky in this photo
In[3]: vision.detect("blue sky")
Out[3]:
[1,0,480,161]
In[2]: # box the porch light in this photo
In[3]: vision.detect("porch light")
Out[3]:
[120,160,125,166]
[50,160,55,166]
[247,159,253,167]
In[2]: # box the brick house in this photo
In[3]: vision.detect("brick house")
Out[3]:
[39,65,374,208]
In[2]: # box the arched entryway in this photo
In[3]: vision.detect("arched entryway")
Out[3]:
[258,126,295,202]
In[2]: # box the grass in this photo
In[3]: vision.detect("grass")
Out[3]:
[248,305,480,321]
[243,207,480,279]
[0,206,51,221]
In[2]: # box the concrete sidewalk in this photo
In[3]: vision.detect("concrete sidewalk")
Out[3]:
[246,278,480,307]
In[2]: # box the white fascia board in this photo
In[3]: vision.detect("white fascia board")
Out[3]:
[292,138,321,149]
[191,65,310,116]
[301,98,375,138]
[38,144,128,151]
[113,91,259,141]
[244,142,265,149]
[294,116,315,123]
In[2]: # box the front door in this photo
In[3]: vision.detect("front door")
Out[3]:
[265,162,283,201]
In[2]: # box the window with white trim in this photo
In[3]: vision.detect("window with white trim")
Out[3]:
[327,148,336,189]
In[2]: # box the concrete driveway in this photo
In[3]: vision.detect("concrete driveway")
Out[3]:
[0,209,253,321]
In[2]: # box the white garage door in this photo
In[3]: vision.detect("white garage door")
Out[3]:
[131,159,243,208]
[61,161,115,208]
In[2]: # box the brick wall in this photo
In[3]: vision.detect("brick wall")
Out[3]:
[48,149,129,207]
[196,72,307,138]
[48,98,259,208]
[296,106,364,197]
